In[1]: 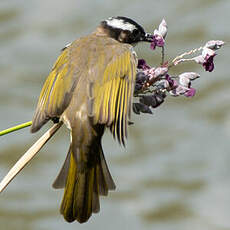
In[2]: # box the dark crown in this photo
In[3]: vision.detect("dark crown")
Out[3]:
[100,16,147,44]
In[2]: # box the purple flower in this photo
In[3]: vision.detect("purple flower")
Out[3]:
[178,72,199,89]
[169,85,188,96]
[184,88,196,97]
[193,48,216,72]
[169,82,196,97]
[205,40,224,50]
[179,75,191,88]
[169,72,197,97]
[193,55,205,64]
[138,59,150,70]
[154,67,168,77]
[178,72,200,81]
[148,67,168,82]
[202,55,216,72]
[150,31,165,50]
[158,19,168,39]
[202,47,216,72]
[165,74,177,88]
[150,41,156,50]
[155,36,165,47]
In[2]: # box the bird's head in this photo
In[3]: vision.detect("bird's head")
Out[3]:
[99,16,153,45]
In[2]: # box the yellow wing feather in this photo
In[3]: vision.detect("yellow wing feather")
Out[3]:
[31,48,77,132]
[93,49,137,144]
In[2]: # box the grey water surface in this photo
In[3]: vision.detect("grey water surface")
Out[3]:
[0,0,230,230]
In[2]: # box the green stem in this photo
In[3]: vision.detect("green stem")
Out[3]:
[0,121,32,136]
[161,46,165,66]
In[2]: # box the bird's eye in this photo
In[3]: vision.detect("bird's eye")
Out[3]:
[132,29,139,36]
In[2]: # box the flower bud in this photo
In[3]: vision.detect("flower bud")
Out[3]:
[138,59,150,70]
[184,88,196,97]
[202,47,216,60]
[158,19,168,38]
[165,74,177,88]
[154,67,168,78]
[153,30,165,47]
[201,47,216,72]
[150,41,156,50]
[178,72,200,81]
[170,85,188,96]
[179,76,190,87]
[148,67,168,81]
[205,40,224,50]
[157,79,170,89]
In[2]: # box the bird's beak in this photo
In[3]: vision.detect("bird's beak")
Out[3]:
[142,33,154,42]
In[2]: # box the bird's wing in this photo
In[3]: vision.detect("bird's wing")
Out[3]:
[31,46,79,132]
[91,46,137,145]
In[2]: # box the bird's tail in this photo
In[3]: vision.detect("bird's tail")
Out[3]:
[53,143,116,223]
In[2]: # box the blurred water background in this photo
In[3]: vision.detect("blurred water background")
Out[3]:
[0,0,230,230]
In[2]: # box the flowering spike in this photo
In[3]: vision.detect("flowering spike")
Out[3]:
[133,21,223,117]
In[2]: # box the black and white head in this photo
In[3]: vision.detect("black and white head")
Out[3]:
[101,16,153,44]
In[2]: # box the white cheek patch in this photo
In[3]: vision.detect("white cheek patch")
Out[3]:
[106,18,136,32]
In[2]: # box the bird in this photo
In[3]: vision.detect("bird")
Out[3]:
[30,16,153,223]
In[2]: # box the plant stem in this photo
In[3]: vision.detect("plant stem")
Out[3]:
[0,122,63,193]
[0,121,32,136]
[161,46,165,65]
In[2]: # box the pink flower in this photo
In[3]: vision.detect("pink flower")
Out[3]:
[203,55,215,72]
[184,88,196,97]
[193,48,216,72]
[202,47,216,72]
[170,85,188,96]
[178,72,200,88]
[169,72,199,97]
[148,67,168,81]
[158,19,168,39]
[150,30,165,50]
[138,59,150,70]
[205,40,224,50]
[165,74,177,88]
